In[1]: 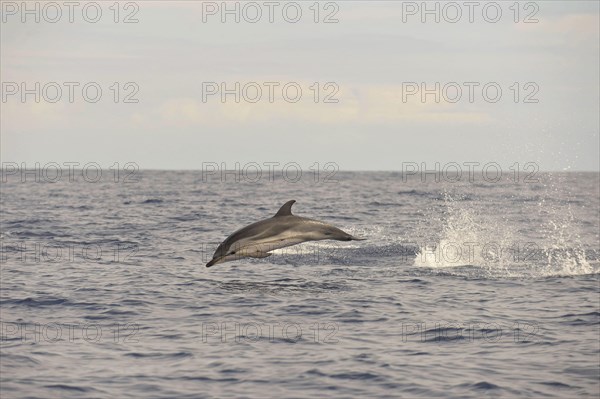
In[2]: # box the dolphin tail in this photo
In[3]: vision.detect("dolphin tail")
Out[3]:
[349,235,367,241]
[335,231,366,241]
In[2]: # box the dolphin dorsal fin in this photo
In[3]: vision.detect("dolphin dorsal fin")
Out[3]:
[274,200,296,217]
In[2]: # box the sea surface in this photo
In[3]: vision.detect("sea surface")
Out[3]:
[1,170,599,398]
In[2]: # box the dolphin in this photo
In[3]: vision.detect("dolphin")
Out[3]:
[206,200,365,267]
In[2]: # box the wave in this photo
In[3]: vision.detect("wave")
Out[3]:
[413,190,598,277]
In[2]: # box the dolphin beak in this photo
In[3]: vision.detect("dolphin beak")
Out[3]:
[206,253,242,267]
[206,257,223,267]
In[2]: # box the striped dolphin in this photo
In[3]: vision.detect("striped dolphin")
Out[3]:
[206,200,365,267]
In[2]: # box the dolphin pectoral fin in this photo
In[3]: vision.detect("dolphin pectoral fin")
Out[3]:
[247,251,272,259]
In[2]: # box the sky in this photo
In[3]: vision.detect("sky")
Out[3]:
[1,0,599,171]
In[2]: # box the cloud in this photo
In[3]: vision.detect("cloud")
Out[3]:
[152,83,491,128]
[516,13,599,43]
[549,13,599,40]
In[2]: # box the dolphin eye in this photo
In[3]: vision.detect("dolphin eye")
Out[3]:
[230,251,236,255]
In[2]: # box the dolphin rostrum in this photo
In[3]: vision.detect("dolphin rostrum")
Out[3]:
[206,200,365,267]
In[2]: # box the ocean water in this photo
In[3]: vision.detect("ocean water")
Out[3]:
[1,170,599,398]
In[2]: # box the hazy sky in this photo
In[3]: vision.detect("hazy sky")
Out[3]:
[1,1,599,171]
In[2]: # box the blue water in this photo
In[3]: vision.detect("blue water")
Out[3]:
[1,171,599,398]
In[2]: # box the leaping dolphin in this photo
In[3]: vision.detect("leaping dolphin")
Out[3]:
[206,200,365,267]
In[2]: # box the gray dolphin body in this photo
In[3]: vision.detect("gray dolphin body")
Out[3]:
[206,200,365,267]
